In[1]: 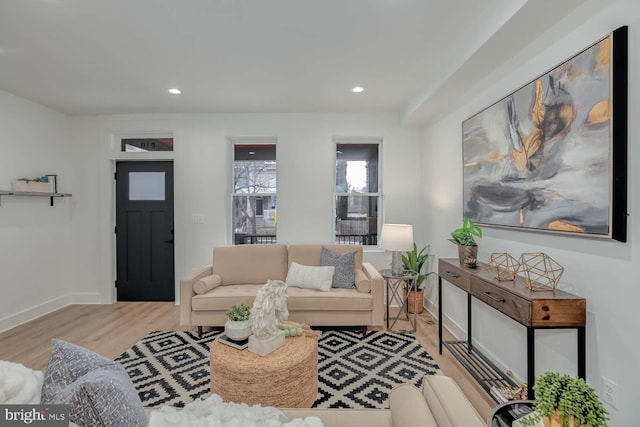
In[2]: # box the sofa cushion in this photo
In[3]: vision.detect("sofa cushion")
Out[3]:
[389,382,438,427]
[192,284,372,312]
[288,244,363,270]
[41,339,146,427]
[192,284,264,311]
[194,274,222,294]
[286,286,372,311]
[213,244,288,285]
[285,262,334,291]
[322,247,356,288]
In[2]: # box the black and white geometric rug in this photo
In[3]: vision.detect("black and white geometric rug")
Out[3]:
[115,329,441,409]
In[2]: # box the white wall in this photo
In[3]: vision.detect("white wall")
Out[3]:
[0,89,75,331]
[421,1,639,425]
[83,112,422,302]
[175,113,423,274]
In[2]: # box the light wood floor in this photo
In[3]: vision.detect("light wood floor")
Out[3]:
[0,302,495,420]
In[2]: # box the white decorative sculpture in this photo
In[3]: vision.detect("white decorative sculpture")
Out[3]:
[248,280,289,355]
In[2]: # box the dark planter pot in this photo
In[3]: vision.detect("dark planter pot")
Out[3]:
[457,245,478,266]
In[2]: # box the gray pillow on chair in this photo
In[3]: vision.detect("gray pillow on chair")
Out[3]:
[321,246,356,288]
[41,339,146,427]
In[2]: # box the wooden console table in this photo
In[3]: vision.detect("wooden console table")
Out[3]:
[437,258,586,400]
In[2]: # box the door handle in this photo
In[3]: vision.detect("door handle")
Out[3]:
[164,239,174,244]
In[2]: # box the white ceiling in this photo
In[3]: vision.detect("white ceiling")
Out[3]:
[0,0,598,124]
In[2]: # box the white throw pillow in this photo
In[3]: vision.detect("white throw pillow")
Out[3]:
[285,262,335,292]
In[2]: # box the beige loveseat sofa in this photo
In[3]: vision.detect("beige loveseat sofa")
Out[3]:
[145,375,485,427]
[180,244,384,335]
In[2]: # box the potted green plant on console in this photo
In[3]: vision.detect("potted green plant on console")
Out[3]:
[448,218,482,266]
[520,372,608,427]
[402,243,434,314]
[224,303,252,340]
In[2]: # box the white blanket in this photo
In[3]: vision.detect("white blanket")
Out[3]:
[149,394,323,427]
[0,360,43,404]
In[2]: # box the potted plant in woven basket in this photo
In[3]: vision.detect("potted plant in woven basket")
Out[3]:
[224,303,252,340]
[402,243,434,314]
[520,372,608,427]
[448,218,482,267]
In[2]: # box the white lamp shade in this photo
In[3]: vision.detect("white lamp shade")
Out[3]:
[380,224,414,251]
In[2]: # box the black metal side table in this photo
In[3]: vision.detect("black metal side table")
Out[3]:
[488,400,536,427]
[380,269,419,332]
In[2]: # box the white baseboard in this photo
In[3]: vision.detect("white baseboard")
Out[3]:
[0,292,107,334]
[0,295,72,334]
[423,298,524,385]
[70,292,102,304]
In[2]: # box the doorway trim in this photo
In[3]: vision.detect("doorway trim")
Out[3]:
[98,118,183,305]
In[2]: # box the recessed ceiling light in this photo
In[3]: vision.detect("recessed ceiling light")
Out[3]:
[249,151,256,155]
[168,88,181,95]
[351,86,364,93]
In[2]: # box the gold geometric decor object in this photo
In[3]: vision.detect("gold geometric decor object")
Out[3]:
[486,252,521,281]
[518,252,564,291]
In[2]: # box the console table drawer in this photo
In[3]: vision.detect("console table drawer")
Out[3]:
[471,277,531,324]
[438,259,471,292]
[531,300,586,327]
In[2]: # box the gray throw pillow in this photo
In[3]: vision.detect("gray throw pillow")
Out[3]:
[41,339,146,427]
[321,246,356,288]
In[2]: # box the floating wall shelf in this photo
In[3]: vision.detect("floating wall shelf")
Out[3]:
[0,190,72,206]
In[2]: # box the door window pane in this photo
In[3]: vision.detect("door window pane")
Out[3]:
[129,172,165,201]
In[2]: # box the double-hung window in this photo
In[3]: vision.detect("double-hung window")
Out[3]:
[232,141,277,245]
[334,141,380,245]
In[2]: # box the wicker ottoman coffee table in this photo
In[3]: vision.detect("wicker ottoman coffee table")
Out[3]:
[210,325,319,408]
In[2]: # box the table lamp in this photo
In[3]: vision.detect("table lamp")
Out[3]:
[380,224,414,275]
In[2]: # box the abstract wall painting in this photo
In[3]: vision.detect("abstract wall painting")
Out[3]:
[462,26,627,242]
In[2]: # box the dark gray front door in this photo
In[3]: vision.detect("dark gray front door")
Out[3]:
[116,161,174,301]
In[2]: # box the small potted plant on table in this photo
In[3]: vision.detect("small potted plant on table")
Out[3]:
[402,243,434,314]
[520,372,608,427]
[448,218,482,267]
[224,303,252,340]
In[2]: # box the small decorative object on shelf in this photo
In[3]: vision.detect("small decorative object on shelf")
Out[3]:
[490,384,528,403]
[519,252,564,291]
[487,252,521,281]
[12,176,55,193]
